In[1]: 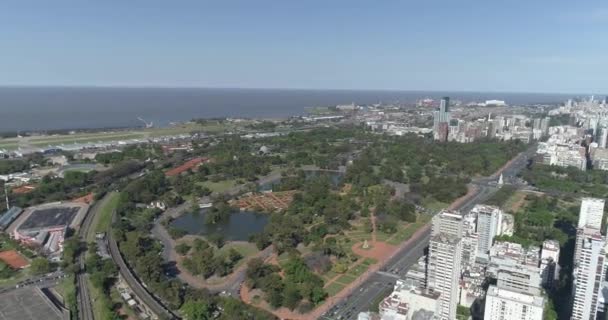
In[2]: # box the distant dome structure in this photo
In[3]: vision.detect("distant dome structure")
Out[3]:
[259,146,270,155]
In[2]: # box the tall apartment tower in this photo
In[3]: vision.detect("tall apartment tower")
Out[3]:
[471,204,503,257]
[571,229,606,320]
[438,97,450,122]
[428,209,463,320]
[599,128,608,149]
[433,97,451,142]
[578,198,605,230]
[533,118,542,130]
[540,117,550,135]
[431,209,464,238]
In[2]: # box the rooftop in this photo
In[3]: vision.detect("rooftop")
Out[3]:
[490,241,540,267]
[486,285,544,308]
[0,287,69,320]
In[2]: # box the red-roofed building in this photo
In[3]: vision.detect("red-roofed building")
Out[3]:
[165,157,210,177]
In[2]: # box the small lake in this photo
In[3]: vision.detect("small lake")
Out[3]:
[258,170,344,191]
[170,210,268,241]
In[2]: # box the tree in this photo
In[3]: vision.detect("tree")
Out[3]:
[283,282,302,310]
[168,227,188,240]
[208,233,225,248]
[180,300,212,320]
[30,258,51,275]
[227,248,243,263]
[176,243,191,256]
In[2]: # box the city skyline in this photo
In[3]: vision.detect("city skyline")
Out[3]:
[1,1,608,93]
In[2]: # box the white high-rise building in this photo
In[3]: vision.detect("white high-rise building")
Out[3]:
[428,209,464,320]
[540,117,550,135]
[428,234,462,320]
[484,285,544,320]
[471,204,503,257]
[431,209,464,238]
[461,212,478,270]
[571,228,606,320]
[578,198,605,230]
[599,128,608,149]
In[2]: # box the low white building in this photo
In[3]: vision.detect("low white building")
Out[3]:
[484,285,544,320]
[379,280,442,320]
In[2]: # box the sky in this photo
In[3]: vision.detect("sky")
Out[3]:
[1,1,607,94]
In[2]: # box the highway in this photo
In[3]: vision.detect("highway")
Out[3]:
[323,146,536,320]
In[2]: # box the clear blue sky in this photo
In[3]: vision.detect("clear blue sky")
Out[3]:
[1,1,607,93]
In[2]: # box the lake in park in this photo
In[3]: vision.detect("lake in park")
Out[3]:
[170,210,268,241]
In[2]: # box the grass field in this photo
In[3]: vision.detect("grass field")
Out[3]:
[0,118,263,150]
[348,263,368,277]
[110,288,139,319]
[375,230,393,242]
[217,242,259,257]
[386,215,431,246]
[0,268,29,286]
[216,242,260,269]
[145,121,253,137]
[0,143,18,149]
[335,274,357,285]
[322,270,339,282]
[421,197,449,213]
[0,132,146,150]
[503,191,528,213]
[30,133,146,147]
[325,282,345,296]
[87,192,121,242]
[87,277,112,320]
[56,274,77,314]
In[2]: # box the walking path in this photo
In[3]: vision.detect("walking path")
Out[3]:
[151,221,272,293]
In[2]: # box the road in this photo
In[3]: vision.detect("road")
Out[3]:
[323,146,536,320]
[0,271,66,294]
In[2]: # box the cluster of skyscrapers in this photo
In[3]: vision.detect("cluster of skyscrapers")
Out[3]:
[378,201,565,320]
[432,96,550,143]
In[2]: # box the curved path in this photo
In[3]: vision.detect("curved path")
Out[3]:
[151,219,273,296]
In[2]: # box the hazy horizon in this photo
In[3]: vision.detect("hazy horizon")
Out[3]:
[0,85,603,97]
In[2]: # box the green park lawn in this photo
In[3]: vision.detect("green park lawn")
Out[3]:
[325,282,345,296]
[386,216,431,246]
[87,192,121,242]
[217,242,259,258]
[421,197,448,213]
[335,274,357,285]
